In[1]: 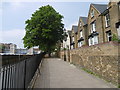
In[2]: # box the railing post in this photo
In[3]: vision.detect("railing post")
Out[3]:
[1,68,4,89]
[24,60,26,90]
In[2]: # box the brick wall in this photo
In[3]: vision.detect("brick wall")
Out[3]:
[60,41,120,85]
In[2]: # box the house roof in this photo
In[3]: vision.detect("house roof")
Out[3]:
[92,4,107,13]
[72,26,78,33]
[80,17,88,25]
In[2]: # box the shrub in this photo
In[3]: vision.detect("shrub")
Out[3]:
[112,34,120,43]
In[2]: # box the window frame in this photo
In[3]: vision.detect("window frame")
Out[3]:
[80,21,82,27]
[106,30,112,42]
[105,13,110,28]
[72,36,74,42]
[94,36,98,44]
[80,30,83,38]
[91,21,96,33]
[118,2,120,20]
[91,9,94,18]
[89,38,93,46]
[78,41,83,47]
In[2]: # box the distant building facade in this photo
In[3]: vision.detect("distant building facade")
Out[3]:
[27,47,41,55]
[15,49,28,55]
[10,44,17,54]
[0,43,17,54]
[0,43,41,55]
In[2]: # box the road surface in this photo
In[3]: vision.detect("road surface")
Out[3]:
[34,58,116,88]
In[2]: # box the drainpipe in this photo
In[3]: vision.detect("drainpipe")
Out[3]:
[118,2,120,21]
[101,15,105,43]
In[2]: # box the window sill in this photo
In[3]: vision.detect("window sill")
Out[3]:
[91,16,94,19]
[105,25,110,29]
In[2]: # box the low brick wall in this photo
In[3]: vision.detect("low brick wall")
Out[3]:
[60,41,120,85]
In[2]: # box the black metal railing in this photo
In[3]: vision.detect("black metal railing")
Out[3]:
[0,52,45,89]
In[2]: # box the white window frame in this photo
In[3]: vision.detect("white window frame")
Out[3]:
[94,36,98,45]
[91,21,96,33]
[105,13,110,27]
[71,45,74,49]
[91,9,94,18]
[93,22,96,32]
[106,31,112,42]
[78,41,83,47]
[118,3,120,20]
[92,37,94,45]
[80,41,82,47]
[89,38,93,46]
[72,37,74,42]
[89,36,98,46]
[117,26,120,39]
[80,30,83,38]
[80,21,82,27]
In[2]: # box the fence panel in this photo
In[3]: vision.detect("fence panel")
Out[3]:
[0,53,45,89]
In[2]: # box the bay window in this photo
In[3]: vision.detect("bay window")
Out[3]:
[78,41,83,47]
[89,36,98,46]
[94,36,98,44]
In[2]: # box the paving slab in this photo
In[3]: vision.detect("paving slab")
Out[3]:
[33,58,116,88]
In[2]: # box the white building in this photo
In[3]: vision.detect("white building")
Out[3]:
[15,49,28,55]
[0,43,41,55]
[27,47,41,55]
[0,43,17,54]
[27,47,34,55]
[10,44,17,54]
[61,30,71,50]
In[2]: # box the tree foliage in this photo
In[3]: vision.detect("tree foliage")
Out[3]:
[0,45,5,50]
[23,5,64,53]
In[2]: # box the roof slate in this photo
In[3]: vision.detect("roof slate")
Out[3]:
[92,4,107,13]
[72,26,78,33]
[80,17,88,25]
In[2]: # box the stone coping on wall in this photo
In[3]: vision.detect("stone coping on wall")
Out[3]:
[70,41,120,51]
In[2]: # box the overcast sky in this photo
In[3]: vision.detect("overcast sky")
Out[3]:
[0,0,108,48]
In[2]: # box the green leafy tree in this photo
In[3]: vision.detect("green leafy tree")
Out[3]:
[0,45,5,52]
[23,5,64,56]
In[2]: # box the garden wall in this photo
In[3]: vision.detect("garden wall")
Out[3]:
[60,41,120,85]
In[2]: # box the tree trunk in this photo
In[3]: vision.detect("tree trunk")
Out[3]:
[48,52,51,57]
